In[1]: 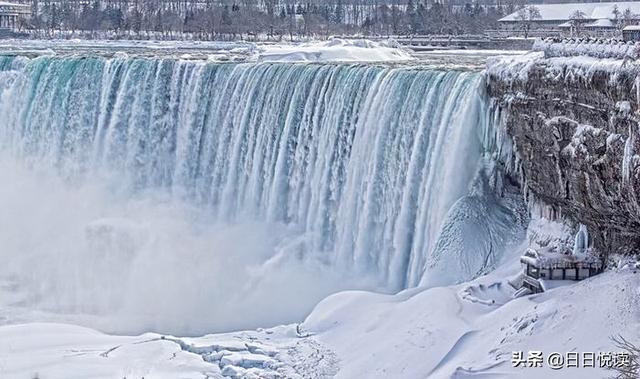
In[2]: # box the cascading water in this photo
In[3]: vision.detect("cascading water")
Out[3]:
[0,55,489,334]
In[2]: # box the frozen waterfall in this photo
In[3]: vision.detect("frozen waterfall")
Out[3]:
[0,56,490,331]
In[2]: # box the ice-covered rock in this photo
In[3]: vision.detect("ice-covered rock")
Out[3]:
[573,224,589,256]
[487,51,640,254]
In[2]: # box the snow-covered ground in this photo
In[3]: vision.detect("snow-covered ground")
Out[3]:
[0,323,338,379]
[1,218,637,378]
[305,256,639,378]
[0,38,415,63]
[257,39,414,62]
[0,38,528,65]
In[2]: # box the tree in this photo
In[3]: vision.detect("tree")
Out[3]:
[609,335,639,379]
[622,8,635,28]
[17,0,506,41]
[515,5,541,39]
[569,10,586,36]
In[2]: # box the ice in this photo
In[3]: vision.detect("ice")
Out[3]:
[303,251,638,378]
[573,224,589,256]
[0,38,415,63]
[220,352,275,368]
[500,2,640,23]
[0,42,636,379]
[487,47,630,87]
[622,123,638,185]
[534,38,640,59]
[0,323,220,378]
[420,159,528,288]
[0,217,637,378]
[257,38,415,62]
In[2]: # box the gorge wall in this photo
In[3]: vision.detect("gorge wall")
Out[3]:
[486,53,640,256]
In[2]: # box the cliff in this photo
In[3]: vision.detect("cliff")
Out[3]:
[486,52,640,256]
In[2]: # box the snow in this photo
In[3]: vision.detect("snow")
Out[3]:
[257,38,415,63]
[487,48,634,88]
[585,18,616,28]
[0,2,28,7]
[617,100,632,115]
[1,218,636,378]
[304,269,638,378]
[0,323,219,378]
[486,51,545,83]
[533,38,640,59]
[622,124,637,184]
[0,38,416,63]
[303,240,639,378]
[0,323,339,378]
[0,44,638,378]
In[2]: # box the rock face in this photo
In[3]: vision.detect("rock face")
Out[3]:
[486,55,640,255]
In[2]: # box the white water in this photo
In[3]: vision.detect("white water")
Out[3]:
[0,55,488,334]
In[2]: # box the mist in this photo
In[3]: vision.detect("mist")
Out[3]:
[0,155,367,336]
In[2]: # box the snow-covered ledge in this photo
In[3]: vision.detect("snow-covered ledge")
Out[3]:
[486,47,640,256]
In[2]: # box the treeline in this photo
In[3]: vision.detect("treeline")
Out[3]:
[22,0,521,39]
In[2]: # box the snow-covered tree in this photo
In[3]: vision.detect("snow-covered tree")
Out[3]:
[514,5,541,39]
[569,10,586,37]
[612,5,621,29]
[610,335,639,379]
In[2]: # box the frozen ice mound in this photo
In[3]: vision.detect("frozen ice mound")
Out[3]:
[257,38,414,63]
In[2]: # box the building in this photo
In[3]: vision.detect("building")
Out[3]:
[0,2,30,33]
[499,2,640,35]
[623,24,640,40]
[518,248,603,294]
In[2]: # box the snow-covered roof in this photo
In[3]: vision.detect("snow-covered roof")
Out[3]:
[520,248,603,269]
[0,2,29,6]
[500,2,640,22]
[585,18,616,28]
[623,24,640,30]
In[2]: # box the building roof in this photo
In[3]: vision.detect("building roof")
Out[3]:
[623,24,640,30]
[0,1,30,15]
[585,18,616,27]
[556,19,616,29]
[500,2,640,22]
[0,2,29,7]
[520,248,603,269]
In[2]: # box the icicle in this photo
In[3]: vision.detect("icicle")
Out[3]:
[573,224,589,256]
[622,123,636,185]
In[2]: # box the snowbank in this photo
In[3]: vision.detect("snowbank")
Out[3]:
[534,38,640,60]
[2,215,638,379]
[487,50,631,87]
[0,323,337,379]
[304,258,639,378]
[257,38,415,63]
[5,247,634,378]
[0,38,415,63]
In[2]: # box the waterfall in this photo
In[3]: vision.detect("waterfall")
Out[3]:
[0,55,486,294]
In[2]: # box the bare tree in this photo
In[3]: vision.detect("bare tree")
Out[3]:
[612,5,621,29]
[18,0,508,41]
[623,8,635,28]
[610,335,639,379]
[569,10,586,37]
[514,5,541,39]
